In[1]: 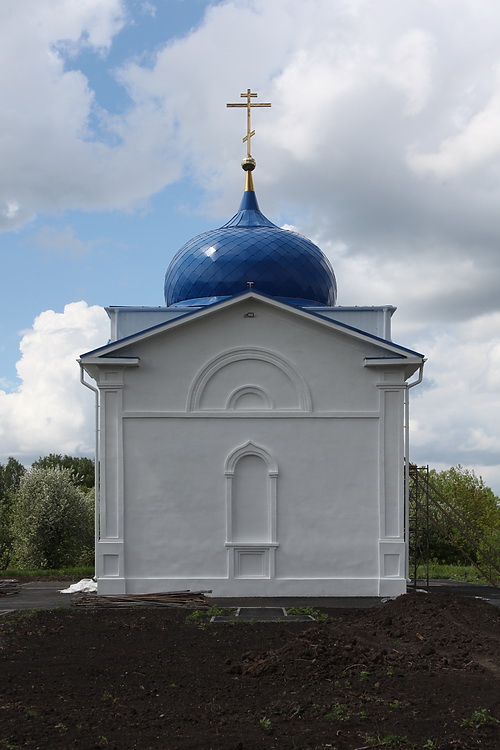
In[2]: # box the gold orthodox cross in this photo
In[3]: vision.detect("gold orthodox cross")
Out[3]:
[227,89,271,158]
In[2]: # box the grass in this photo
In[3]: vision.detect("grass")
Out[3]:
[414,562,492,583]
[0,609,44,634]
[6,608,40,620]
[259,716,272,732]
[185,606,226,628]
[460,708,499,728]
[0,566,94,580]
[324,703,350,721]
[287,606,330,621]
[362,734,413,748]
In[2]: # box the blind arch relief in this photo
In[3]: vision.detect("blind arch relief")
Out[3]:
[187,348,311,412]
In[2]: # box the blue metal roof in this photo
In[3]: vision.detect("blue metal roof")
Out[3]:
[80,290,425,360]
[164,189,337,307]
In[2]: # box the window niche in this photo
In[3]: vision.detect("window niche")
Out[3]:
[224,441,278,579]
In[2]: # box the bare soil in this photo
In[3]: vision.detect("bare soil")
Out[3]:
[1,592,499,749]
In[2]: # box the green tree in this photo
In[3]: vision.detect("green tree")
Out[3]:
[10,467,94,569]
[0,457,26,495]
[427,465,500,565]
[0,457,26,568]
[31,454,95,489]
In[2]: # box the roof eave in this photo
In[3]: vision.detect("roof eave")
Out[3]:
[80,291,424,360]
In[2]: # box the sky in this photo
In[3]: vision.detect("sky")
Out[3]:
[0,0,499,494]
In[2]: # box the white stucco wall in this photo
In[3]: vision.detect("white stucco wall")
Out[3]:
[122,416,380,577]
[85,295,417,597]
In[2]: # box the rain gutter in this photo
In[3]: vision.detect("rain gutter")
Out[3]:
[79,363,100,576]
[404,362,425,581]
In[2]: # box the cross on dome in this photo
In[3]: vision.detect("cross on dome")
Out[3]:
[226,89,272,164]
[163,88,337,309]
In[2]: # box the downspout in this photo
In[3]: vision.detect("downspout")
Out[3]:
[404,362,425,581]
[79,363,100,576]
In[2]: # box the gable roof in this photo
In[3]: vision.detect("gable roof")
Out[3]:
[79,291,424,364]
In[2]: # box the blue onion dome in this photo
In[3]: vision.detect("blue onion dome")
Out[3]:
[164,176,337,308]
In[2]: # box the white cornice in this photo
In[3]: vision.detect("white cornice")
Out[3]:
[78,357,140,366]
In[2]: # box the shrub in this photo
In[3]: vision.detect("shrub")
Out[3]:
[10,467,94,569]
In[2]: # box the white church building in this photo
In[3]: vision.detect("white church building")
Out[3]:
[80,93,424,598]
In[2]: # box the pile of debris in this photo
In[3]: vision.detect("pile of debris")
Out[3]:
[0,579,21,597]
[72,589,211,608]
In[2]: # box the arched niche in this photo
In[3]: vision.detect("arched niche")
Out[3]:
[187,347,311,412]
[226,385,273,410]
[224,441,278,545]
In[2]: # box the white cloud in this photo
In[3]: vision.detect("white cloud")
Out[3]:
[0,0,182,231]
[3,0,500,271]
[381,29,435,116]
[407,313,500,479]
[408,65,500,178]
[0,302,109,462]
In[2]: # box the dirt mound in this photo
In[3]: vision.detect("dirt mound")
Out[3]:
[1,592,499,749]
[241,593,500,679]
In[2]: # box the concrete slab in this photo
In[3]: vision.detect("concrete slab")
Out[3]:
[209,596,382,609]
[212,607,315,623]
[410,579,500,607]
[0,581,74,615]
[0,579,498,614]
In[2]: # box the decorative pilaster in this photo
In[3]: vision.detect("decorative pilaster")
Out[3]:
[377,384,405,539]
[97,370,125,590]
[377,383,406,595]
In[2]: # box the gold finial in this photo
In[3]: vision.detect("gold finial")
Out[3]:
[227,89,271,176]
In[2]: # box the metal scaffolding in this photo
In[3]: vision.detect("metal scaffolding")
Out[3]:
[407,464,500,588]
